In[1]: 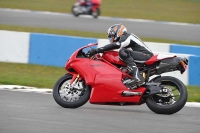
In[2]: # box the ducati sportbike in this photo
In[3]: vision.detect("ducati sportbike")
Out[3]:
[53,43,188,114]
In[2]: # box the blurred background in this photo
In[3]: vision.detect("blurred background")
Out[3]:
[0,0,199,23]
[0,0,200,98]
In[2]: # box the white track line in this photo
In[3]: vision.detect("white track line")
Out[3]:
[0,85,199,108]
[0,85,52,94]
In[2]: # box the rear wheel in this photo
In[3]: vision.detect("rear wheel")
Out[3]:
[146,76,188,114]
[53,73,91,108]
[92,8,100,18]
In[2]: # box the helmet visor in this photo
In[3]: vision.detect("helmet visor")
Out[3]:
[108,37,114,43]
[108,37,112,43]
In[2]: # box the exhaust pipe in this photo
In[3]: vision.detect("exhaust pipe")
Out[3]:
[122,91,142,96]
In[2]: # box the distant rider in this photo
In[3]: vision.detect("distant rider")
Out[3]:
[79,0,101,13]
[79,0,92,12]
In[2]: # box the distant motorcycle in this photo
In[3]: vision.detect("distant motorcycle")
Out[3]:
[53,43,188,114]
[72,0,101,18]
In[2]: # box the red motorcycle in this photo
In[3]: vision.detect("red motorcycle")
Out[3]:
[53,43,188,114]
[72,0,101,18]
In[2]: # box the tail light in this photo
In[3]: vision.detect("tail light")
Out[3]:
[180,61,187,74]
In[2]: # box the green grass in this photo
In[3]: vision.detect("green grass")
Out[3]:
[1,24,200,46]
[0,62,65,88]
[0,62,199,102]
[187,86,200,102]
[0,0,200,24]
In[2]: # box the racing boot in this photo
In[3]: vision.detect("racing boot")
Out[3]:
[126,65,145,89]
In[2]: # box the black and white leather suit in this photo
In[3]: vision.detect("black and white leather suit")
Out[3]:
[98,32,154,67]
[96,32,154,82]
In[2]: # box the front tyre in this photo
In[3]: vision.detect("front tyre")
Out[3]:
[72,6,80,17]
[53,73,91,108]
[146,76,188,114]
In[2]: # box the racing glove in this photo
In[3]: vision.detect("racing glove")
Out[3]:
[88,48,99,56]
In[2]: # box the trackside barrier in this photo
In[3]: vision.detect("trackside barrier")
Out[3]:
[188,56,200,86]
[0,30,199,86]
[0,30,30,63]
[29,33,97,67]
[170,44,200,56]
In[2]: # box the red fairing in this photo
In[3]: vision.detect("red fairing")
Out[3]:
[145,55,159,65]
[91,0,101,4]
[90,84,146,103]
[65,45,97,84]
[102,51,126,66]
[90,51,146,103]
[67,54,145,103]
[145,54,176,65]
[91,0,101,12]
[65,44,145,104]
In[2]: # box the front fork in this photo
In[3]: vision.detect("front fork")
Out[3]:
[70,73,79,84]
[68,73,84,90]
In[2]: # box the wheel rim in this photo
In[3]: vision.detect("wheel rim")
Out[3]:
[59,79,86,102]
[152,81,181,106]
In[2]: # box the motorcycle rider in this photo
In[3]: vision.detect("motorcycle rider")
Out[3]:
[79,0,92,12]
[88,24,154,89]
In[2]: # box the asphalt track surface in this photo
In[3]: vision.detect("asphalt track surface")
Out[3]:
[0,8,200,42]
[0,89,200,133]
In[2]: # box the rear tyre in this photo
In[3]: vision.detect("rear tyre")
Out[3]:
[53,73,91,108]
[146,76,188,114]
[92,8,100,18]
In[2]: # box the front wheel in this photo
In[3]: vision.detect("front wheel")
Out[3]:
[72,6,80,17]
[146,76,188,114]
[53,73,91,108]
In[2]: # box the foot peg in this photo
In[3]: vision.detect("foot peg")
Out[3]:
[127,81,145,90]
